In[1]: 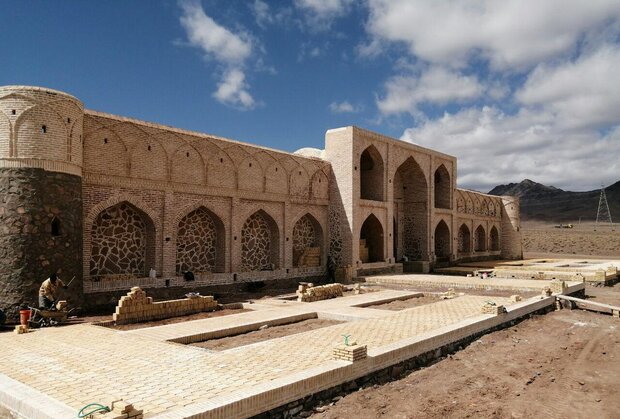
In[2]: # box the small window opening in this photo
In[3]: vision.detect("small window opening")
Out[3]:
[249,162,252,167]
[67,118,71,123]
[220,158,224,163]
[51,217,61,236]
[103,138,108,144]
[186,152,190,157]
[41,125,47,134]
[11,110,16,115]
[148,145,152,151]
[299,171,302,175]
[275,167,278,172]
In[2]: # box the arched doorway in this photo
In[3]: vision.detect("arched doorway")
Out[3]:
[241,210,280,271]
[490,226,500,251]
[458,224,471,253]
[434,164,451,209]
[89,202,155,279]
[360,214,384,263]
[393,156,428,261]
[475,225,487,252]
[434,220,450,260]
[292,214,324,267]
[360,145,384,201]
[176,207,225,274]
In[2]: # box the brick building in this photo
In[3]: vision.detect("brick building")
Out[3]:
[0,85,522,317]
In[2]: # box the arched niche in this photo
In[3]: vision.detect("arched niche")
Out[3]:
[360,145,384,201]
[475,225,487,252]
[458,224,471,253]
[292,213,324,267]
[360,213,384,263]
[434,164,451,209]
[241,210,280,271]
[434,220,451,259]
[176,207,225,274]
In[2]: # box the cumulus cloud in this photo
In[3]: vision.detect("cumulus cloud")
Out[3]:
[403,106,620,192]
[329,100,362,113]
[179,0,256,109]
[377,67,485,115]
[365,0,620,69]
[294,0,354,30]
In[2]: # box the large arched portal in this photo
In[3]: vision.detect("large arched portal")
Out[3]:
[434,220,451,260]
[176,207,225,274]
[360,214,384,263]
[393,157,428,261]
[89,202,155,279]
[241,210,280,271]
[292,214,324,267]
[360,145,384,201]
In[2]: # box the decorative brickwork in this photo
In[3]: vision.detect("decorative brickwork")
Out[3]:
[241,211,277,271]
[176,207,218,274]
[90,202,150,278]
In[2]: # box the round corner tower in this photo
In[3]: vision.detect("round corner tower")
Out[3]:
[500,195,523,260]
[0,85,84,320]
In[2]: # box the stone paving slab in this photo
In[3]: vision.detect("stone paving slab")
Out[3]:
[0,284,583,418]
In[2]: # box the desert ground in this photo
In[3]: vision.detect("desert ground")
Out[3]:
[522,221,620,257]
[309,283,620,419]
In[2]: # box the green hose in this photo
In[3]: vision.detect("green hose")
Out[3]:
[77,403,110,418]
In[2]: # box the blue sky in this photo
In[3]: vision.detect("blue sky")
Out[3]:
[2,1,620,192]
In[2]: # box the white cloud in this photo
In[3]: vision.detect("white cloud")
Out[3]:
[365,0,620,69]
[377,67,485,115]
[179,0,257,109]
[403,106,620,192]
[251,0,294,28]
[516,44,620,130]
[329,100,361,113]
[294,0,354,29]
[213,69,255,109]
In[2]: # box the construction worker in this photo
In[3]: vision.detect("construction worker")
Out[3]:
[39,272,67,309]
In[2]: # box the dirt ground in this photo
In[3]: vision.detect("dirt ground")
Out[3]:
[190,318,342,351]
[309,283,620,419]
[522,221,620,257]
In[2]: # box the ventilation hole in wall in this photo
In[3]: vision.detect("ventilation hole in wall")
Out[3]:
[103,138,108,144]
[220,158,224,163]
[249,162,252,167]
[41,125,47,134]
[318,178,321,183]
[233,273,238,281]
[275,167,278,172]
[67,118,71,124]
[11,110,16,115]
[186,152,190,157]
[299,171,302,175]
[234,236,237,240]
[354,166,357,170]
[148,145,152,151]
[286,237,289,241]
[51,217,61,237]
[165,237,170,242]
[389,179,392,183]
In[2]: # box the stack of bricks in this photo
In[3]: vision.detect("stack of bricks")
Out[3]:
[297,283,344,302]
[113,287,218,325]
[359,239,369,263]
[98,400,143,419]
[332,343,367,362]
[510,295,522,302]
[481,302,507,315]
[550,279,567,294]
[298,247,321,267]
[14,325,28,334]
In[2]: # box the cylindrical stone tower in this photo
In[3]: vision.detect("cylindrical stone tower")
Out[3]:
[500,195,523,260]
[0,86,84,321]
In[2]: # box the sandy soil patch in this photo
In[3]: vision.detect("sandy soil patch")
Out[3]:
[522,222,620,257]
[190,318,343,351]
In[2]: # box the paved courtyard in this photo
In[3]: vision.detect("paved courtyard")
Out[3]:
[0,279,583,418]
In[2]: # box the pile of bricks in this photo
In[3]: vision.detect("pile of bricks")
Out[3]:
[97,400,143,419]
[297,247,321,267]
[113,287,218,325]
[14,325,28,334]
[481,302,507,315]
[550,279,567,294]
[332,343,367,362]
[297,283,344,302]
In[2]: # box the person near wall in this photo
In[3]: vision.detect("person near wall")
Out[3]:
[38,272,67,310]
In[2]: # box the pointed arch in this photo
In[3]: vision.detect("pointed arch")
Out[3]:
[83,127,129,176]
[393,156,428,261]
[434,220,451,259]
[490,226,500,251]
[458,224,471,253]
[290,165,310,198]
[434,164,451,209]
[238,156,264,191]
[292,213,324,267]
[170,142,206,185]
[0,111,10,157]
[207,150,236,189]
[360,145,384,201]
[129,134,168,181]
[176,206,225,274]
[360,213,384,263]
[15,104,67,160]
[310,169,329,199]
[265,161,288,194]
[475,225,487,252]
[241,209,280,271]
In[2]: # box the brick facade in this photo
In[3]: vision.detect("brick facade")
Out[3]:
[0,85,521,315]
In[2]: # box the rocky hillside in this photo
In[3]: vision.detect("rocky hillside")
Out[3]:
[488,179,620,222]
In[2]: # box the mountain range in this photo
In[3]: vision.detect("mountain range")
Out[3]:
[487,179,620,222]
